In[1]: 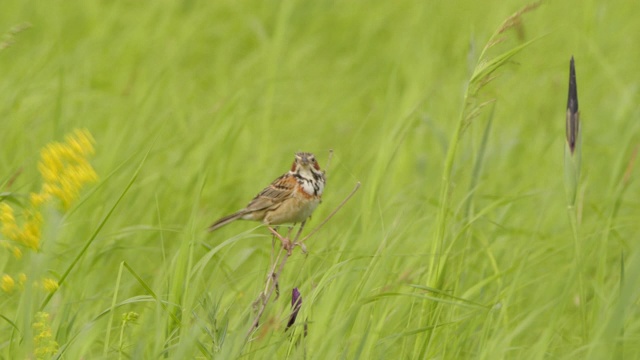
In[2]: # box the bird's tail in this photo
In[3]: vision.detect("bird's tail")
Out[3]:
[208,211,246,232]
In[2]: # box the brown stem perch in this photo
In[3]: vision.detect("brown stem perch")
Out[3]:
[246,181,361,340]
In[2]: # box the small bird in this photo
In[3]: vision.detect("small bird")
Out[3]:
[208,152,326,252]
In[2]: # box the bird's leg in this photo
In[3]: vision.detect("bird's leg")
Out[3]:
[268,225,292,254]
[292,221,308,254]
[285,226,296,254]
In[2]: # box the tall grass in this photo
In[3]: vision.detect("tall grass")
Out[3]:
[1,0,640,358]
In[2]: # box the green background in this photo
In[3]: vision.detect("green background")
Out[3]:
[1,0,639,358]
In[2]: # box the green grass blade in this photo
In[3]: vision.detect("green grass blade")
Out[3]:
[103,261,125,356]
[123,262,181,325]
[40,148,152,310]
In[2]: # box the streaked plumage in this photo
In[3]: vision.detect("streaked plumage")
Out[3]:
[208,152,325,232]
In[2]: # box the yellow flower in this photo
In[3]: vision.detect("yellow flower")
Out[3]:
[1,203,40,250]
[21,209,42,250]
[30,192,50,208]
[0,203,19,239]
[1,129,97,255]
[66,129,95,156]
[12,245,22,259]
[32,312,59,359]
[42,278,59,292]
[37,128,98,210]
[1,274,15,293]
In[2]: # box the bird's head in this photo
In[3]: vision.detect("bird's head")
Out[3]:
[291,152,321,173]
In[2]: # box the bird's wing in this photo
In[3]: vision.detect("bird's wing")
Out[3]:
[245,174,296,212]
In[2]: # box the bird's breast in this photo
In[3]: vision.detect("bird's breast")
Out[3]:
[294,173,325,198]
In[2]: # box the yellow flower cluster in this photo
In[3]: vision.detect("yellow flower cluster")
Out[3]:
[34,128,98,209]
[0,129,97,253]
[0,272,26,294]
[0,203,41,252]
[33,312,59,359]
[1,274,15,293]
[42,277,59,292]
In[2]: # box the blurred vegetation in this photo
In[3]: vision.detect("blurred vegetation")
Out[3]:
[1,0,639,358]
